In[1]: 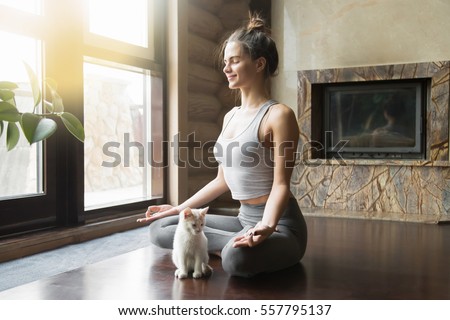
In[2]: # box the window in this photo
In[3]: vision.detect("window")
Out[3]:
[84,0,156,60]
[88,0,148,47]
[84,60,163,210]
[83,0,164,213]
[0,0,42,15]
[0,0,165,236]
[0,31,43,200]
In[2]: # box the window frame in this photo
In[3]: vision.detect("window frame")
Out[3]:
[81,0,166,221]
[0,0,167,237]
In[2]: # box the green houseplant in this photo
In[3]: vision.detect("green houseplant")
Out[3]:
[0,63,84,151]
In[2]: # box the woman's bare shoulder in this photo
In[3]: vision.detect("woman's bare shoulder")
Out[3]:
[268,103,297,123]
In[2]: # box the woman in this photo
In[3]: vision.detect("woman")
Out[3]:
[138,15,307,278]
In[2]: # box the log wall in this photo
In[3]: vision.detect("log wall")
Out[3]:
[187,0,250,206]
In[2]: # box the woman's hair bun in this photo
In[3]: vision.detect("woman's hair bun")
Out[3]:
[246,14,270,34]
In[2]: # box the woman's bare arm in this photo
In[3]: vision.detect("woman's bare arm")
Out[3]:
[137,165,229,223]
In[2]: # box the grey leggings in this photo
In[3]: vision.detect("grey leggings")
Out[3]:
[148,198,308,277]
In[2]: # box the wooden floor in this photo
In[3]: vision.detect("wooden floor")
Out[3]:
[1,216,449,300]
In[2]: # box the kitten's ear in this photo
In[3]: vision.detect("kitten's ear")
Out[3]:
[200,207,209,216]
[183,207,193,219]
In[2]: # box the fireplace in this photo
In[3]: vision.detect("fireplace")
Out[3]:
[294,62,450,220]
[298,61,450,165]
[313,78,428,160]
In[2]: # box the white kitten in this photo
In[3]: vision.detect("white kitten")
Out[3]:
[172,207,213,279]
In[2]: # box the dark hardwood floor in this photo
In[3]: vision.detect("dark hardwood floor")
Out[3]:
[0,216,449,299]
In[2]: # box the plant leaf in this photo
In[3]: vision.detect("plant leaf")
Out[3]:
[20,113,58,144]
[0,101,21,122]
[52,92,64,113]
[6,122,20,151]
[45,78,58,95]
[0,121,4,138]
[20,113,40,144]
[33,118,57,143]
[0,89,15,101]
[44,100,54,113]
[24,62,42,108]
[60,112,85,142]
[0,81,18,90]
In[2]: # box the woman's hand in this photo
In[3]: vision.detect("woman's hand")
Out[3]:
[232,222,277,248]
[137,204,179,223]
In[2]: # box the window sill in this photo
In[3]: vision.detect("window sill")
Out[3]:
[0,213,144,263]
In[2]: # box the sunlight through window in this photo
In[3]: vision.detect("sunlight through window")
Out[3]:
[88,0,148,47]
[83,60,153,209]
[0,31,43,200]
[0,0,41,15]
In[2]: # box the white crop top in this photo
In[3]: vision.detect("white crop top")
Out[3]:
[214,100,278,200]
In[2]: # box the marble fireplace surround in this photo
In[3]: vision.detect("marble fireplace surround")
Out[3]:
[293,61,450,222]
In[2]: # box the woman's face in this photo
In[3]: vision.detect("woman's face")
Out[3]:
[222,41,259,90]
